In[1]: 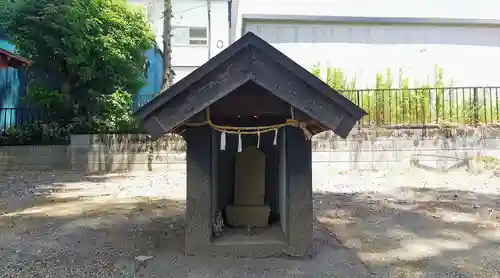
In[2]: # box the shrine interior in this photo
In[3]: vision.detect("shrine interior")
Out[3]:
[207,81,293,245]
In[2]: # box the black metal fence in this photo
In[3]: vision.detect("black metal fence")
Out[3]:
[0,107,49,130]
[1,86,500,130]
[340,87,500,127]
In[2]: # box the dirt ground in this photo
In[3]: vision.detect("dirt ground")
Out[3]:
[313,165,500,277]
[1,165,499,277]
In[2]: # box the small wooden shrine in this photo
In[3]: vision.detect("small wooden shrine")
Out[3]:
[134,32,367,258]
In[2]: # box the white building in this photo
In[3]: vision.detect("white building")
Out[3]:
[131,0,230,83]
[136,0,500,88]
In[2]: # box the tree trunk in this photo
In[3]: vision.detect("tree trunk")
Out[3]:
[161,0,172,93]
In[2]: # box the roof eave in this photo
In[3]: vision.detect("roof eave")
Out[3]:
[246,34,368,119]
[0,49,33,67]
[133,35,255,120]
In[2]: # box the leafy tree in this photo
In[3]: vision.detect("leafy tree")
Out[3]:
[1,0,154,118]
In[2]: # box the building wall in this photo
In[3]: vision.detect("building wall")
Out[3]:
[230,0,500,88]
[244,20,500,88]
[0,39,29,129]
[134,46,163,110]
[128,0,500,88]
[140,0,230,83]
[232,0,500,39]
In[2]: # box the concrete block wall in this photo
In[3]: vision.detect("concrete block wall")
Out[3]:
[69,134,186,172]
[0,145,70,171]
[311,127,500,172]
[0,127,499,173]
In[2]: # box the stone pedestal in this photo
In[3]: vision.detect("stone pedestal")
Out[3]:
[225,205,270,227]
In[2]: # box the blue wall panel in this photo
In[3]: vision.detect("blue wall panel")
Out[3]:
[0,39,23,129]
[134,46,163,111]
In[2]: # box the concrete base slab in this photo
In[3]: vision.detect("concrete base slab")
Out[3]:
[140,234,371,277]
[211,226,287,257]
[213,226,285,246]
[211,242,286,258]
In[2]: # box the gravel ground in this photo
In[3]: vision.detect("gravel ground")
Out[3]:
[0,165,499,277]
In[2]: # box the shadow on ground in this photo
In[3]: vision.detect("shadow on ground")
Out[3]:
[1,197,185,277]
[0,170,186,277]
[0,170,370,277]
[10,169,498,277]
[314,186,500,277]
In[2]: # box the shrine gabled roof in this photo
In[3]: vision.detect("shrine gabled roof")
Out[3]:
[134,32,367,140]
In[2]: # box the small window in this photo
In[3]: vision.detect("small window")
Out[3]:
[172,26,190,45]
[144,60,150,78]
[189,27,207,39]
[172,26,208,46]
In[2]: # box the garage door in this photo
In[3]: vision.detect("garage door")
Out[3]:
[245,21,500,88]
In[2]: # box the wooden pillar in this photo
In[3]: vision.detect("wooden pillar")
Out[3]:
[183,126,213,255]
[284,126,314,257]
